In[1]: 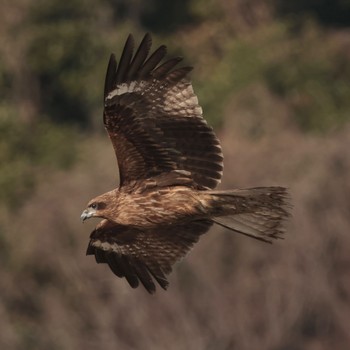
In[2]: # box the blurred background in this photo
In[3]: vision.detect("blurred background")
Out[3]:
[1,0,350,349]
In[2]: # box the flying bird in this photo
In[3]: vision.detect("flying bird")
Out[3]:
[81,33,290,294]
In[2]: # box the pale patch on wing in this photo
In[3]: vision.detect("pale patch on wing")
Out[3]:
[162,82,203,116]
[93,239,137,255]
[107,77,203,119]
[93,239,117,252]
[106,80,147,100]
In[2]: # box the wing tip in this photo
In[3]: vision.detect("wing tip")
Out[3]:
[87,239,170,294]
[104,53,117,98]
[105,33,193,94]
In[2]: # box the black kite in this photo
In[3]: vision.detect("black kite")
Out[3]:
[81,34,290,293]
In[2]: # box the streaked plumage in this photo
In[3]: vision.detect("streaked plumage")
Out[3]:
[81,33,290,293]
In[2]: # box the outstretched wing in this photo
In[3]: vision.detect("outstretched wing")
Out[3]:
[104,33,223,191]
[86,219,213,293]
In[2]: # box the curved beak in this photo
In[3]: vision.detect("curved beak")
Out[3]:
[81,208,95,222]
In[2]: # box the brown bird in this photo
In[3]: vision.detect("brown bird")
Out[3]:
[81,33,290,293]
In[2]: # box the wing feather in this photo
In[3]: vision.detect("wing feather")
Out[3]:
[105,253,124,277]
[152,57,185,79]
[104,54,117,99]
[127,33,152,80]
[86,219,213,293]
[138,45,167,78]
[103,34,223,191]
[129,257,156,293]
[115,34,134,84]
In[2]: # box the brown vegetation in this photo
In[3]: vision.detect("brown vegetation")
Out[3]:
[2,115,350,350]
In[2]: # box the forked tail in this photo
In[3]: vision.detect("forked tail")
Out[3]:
[208,187,291,243]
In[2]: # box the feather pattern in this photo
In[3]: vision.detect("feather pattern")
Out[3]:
[86,219,213,293]
[103,33,223,191]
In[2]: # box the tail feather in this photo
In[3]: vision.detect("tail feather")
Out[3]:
[209,187,291,243]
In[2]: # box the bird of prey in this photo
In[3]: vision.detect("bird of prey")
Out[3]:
[81,33,290,294]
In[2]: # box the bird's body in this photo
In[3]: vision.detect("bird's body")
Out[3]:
[81,33,290,293]
[85,185,208,228]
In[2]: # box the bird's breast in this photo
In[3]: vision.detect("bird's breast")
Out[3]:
[115,187,207,228]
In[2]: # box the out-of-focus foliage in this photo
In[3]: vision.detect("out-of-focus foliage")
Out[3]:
[185,20,350,131]
[263,22,350,132]
[1,0,350,349]
[1,0,350,130]
[0,116,77,208]
[26,0,112,125]
[0,0,111,208]
[276,0,350,27]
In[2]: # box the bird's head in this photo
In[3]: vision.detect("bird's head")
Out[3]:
[81,191,115,222]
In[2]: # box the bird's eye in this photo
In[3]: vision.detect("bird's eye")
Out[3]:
[90,203,98,210]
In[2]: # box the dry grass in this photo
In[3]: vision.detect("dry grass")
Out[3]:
[1,111,350,349]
